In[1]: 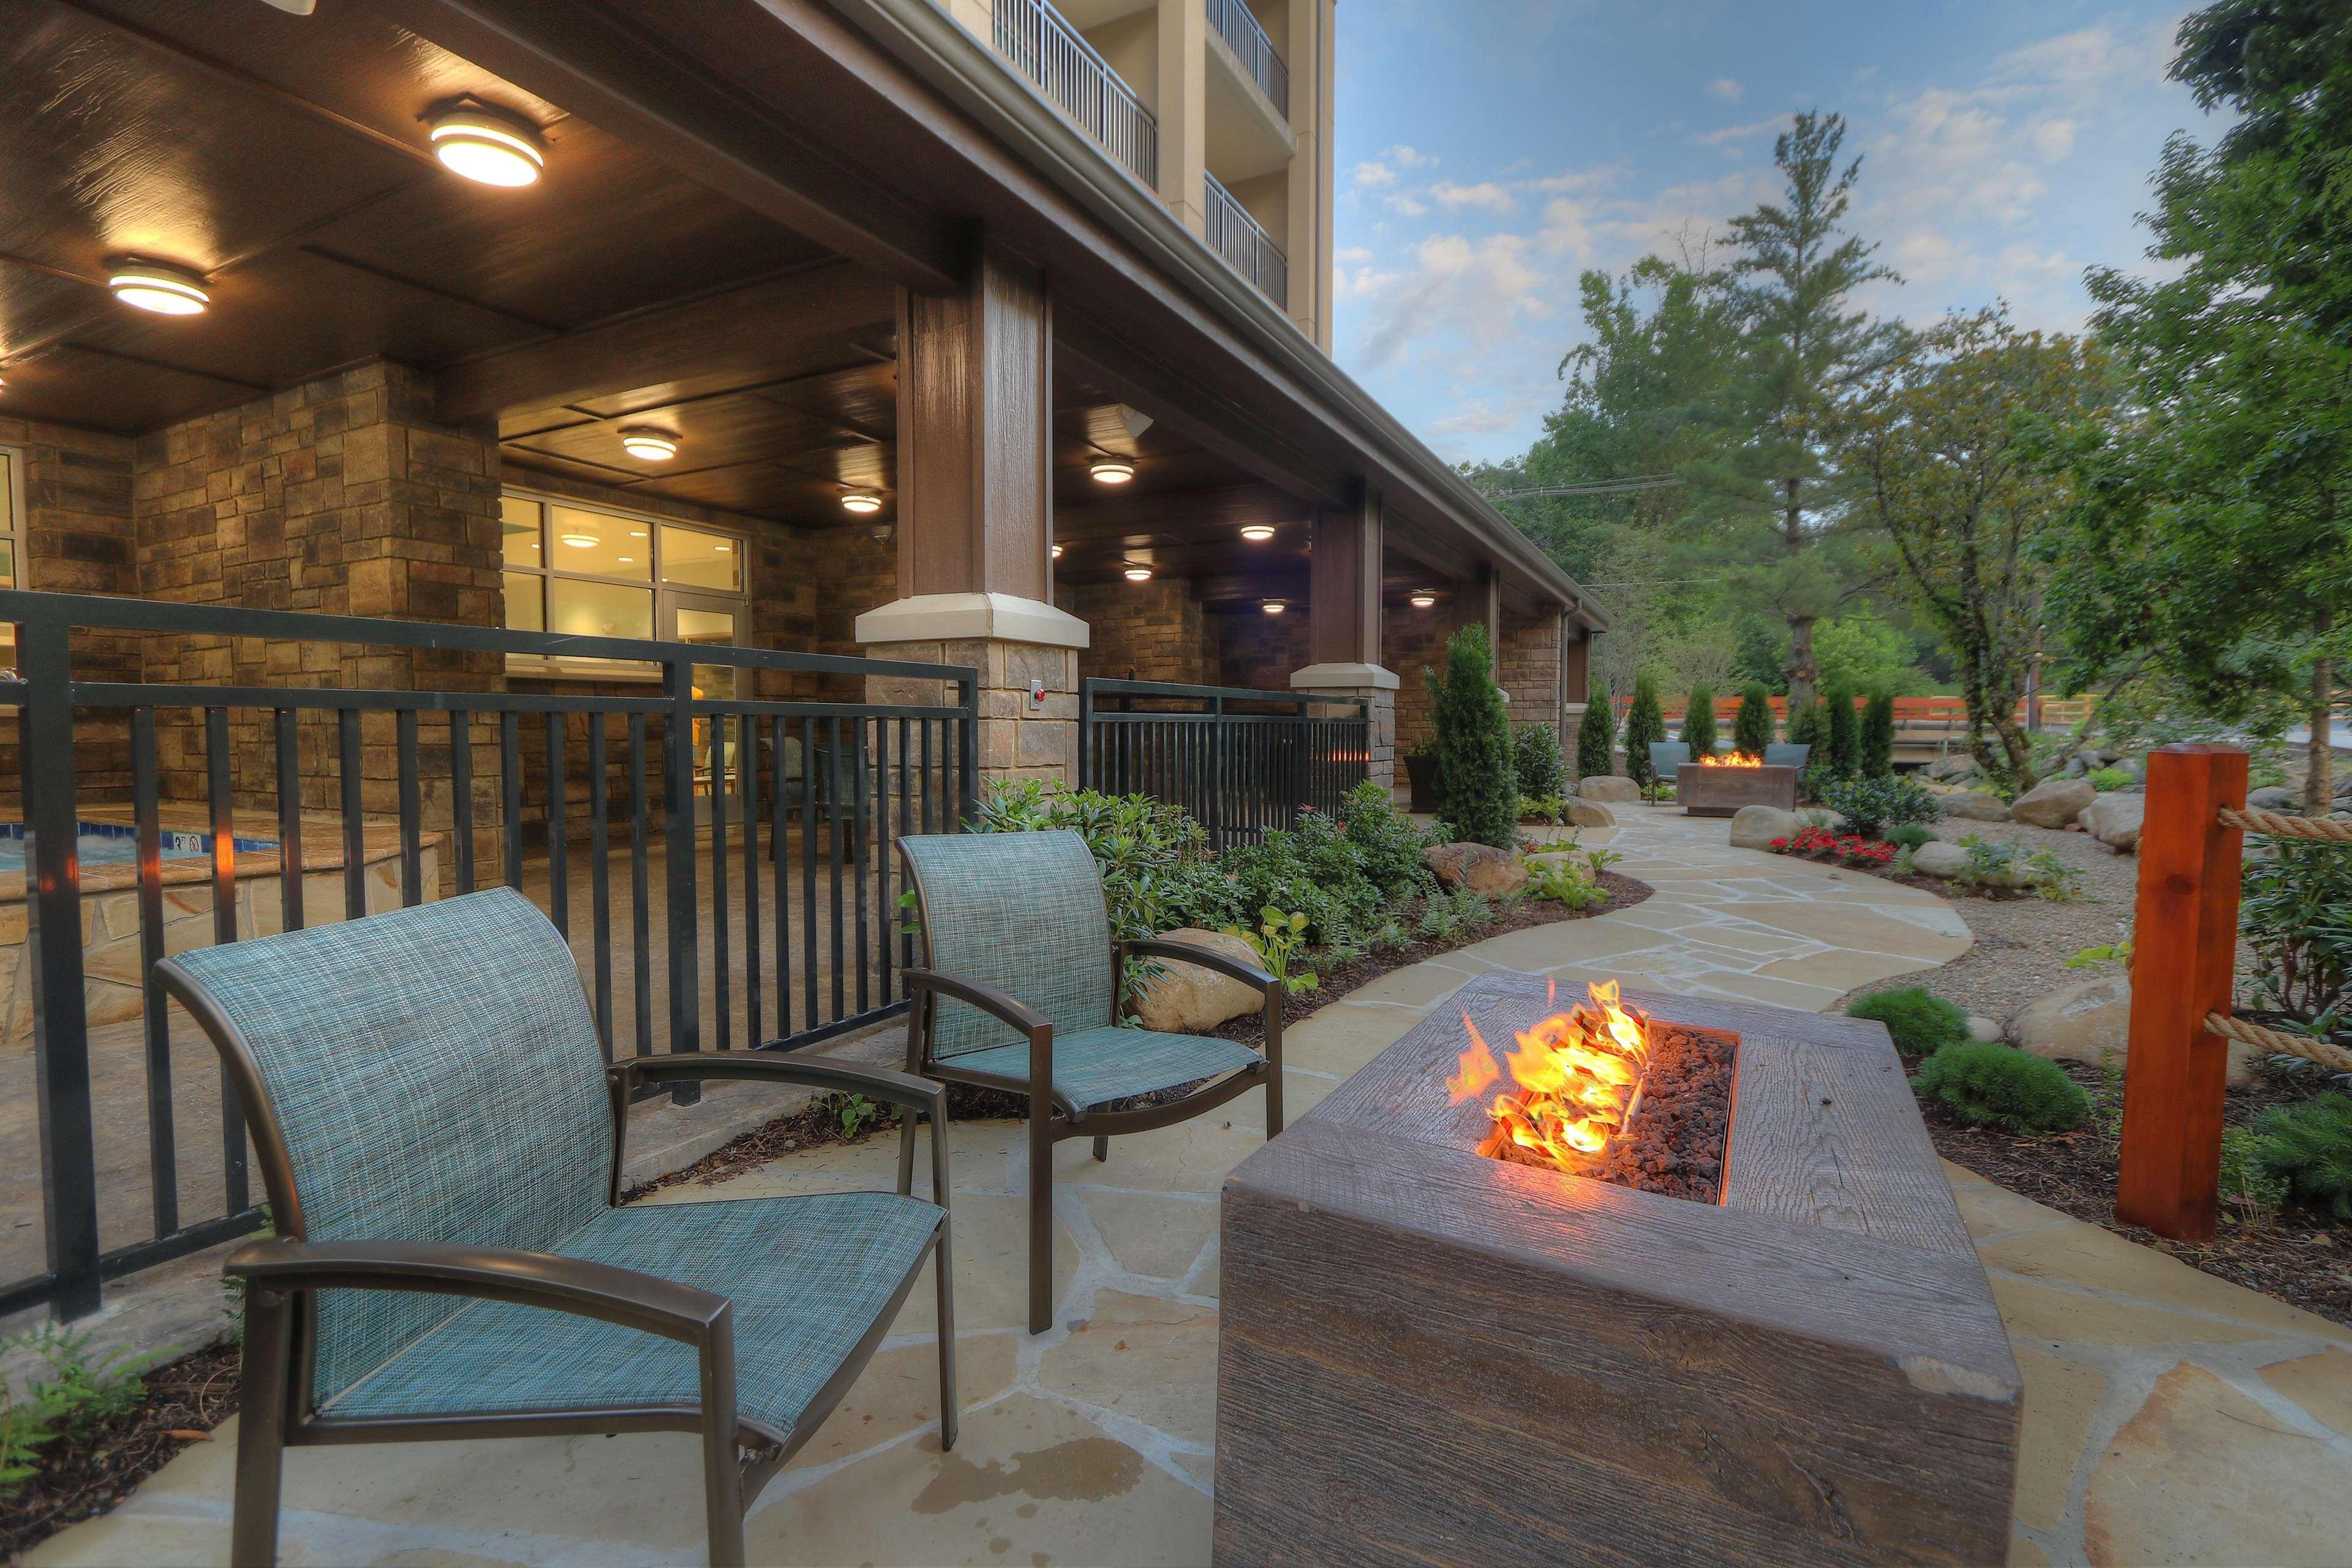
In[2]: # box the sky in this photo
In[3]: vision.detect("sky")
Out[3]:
[1330,1,2212,466]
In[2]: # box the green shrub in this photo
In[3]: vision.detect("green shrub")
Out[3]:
[1733,682,1775,760]
[1524,854,1607,910]
[1518,794,1566,824]
[1885,823,1937,852]
[1417,885,1494,943]
[2250,1095,2352,1219]
[1223,906,1319,995]
[1623,676,1667,790]
[2222,1125,2290,1215]
[1513,722,1567,801]
[1911,1042,2089,1133]
[1682,683,1717,760]
[1785,695,1823,753]
[1222,810,1379,944]
[1860,692,1896,777]
[1847,987,1972,1059]
[1823,690,1859,780]
[2088,766,2133,792]
[1425,624,1518,848]
[2241,841,2352,1024]
[972,782,1231,939]
[1819,775,1944,839]
[1575,687,1616,781]
[1338,777,1436,904]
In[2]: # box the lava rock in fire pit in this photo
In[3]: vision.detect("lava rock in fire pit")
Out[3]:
[1422,841,1529,895]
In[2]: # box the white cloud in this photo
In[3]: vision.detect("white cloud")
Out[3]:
[1351,160,1398,189]
[2030,117,2078,162]
[1706,77,1743,102]
[1431,179,1518,214]
[1389,145,1439,170]
[1385,193,1430,217]
[1696,116,1784,153]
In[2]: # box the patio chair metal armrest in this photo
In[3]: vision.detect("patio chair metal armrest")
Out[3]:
[903,968,1052,1038]
[223,1237,729,1346]
[613,1054,948,1121]
[1120,938,1279,997]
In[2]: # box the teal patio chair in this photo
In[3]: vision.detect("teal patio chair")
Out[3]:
[895,829,1281,1333]
[1646,741,1691,801]
[1765,742,1812,770]
[157,886,955,1568]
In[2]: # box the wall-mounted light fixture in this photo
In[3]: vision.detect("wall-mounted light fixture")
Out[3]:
[429,105,546,187]
[618,428,678,461]
[1050,543,1064,559]
[108,260,209,315]
[1090,458,1136,485]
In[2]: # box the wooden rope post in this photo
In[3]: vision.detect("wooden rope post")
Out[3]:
[2116,743,2248,1240]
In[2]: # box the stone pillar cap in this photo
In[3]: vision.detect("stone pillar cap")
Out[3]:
[854,592,1090,650]
[1289,662,1400,692]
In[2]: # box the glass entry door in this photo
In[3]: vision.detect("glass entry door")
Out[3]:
[664,591,741,804]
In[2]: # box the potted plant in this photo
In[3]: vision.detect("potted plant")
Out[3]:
[1404,737,1441,815]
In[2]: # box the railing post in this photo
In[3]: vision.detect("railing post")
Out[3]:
[2116,743,2248,1240]
[1208,694,1226,850]
[956,672,979,828]
[662,656,701,1101]
[19,611,102,1319]
[1077,678,1094,792]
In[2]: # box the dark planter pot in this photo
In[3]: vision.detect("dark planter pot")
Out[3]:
[1404,753,1440,815]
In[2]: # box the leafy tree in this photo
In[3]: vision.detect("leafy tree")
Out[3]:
[1425,624,1518,848]
[1681,111,1907,710]
[1811,606,1934,698]
[1682,682,1717,758]
[1733,682,1776,758]
[1623,676,1667,789]
[1575,686,1616,782]
[1841,310,2106,791]
[1860,692,1896,777]
[1823,690,1859,780]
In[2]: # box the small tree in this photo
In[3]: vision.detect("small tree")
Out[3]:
[1425,624,1517,848]
[1683,682,1717,760]
[1824,690,1859,780]
[1733,682,1775,758]
[1860,691,1896,777]
[1624,676,1667,791]
[1513,722,1567,800]
[1576,687,1616,782]
[1786,696,1823,753]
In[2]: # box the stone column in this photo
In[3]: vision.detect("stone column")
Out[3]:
[1156,0,1209,235]
[857,246,1087,786]
[1292,488,1398,789]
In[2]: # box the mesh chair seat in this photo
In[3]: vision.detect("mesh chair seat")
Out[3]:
[941,1025,1263,1111]
[1765,742,1812,769]
[323,1192,940,1434]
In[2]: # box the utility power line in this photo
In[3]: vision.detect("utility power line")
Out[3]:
[1492,475,1684,500]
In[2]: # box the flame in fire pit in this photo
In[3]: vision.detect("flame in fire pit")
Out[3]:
[1697,753,1763,767]
[1450,979,1651,1170]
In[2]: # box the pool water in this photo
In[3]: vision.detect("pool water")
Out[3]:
[0,822,278,872]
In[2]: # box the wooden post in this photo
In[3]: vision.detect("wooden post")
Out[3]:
[2115,743,2248,1240]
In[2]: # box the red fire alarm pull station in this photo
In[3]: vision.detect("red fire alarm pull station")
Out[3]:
[1029,679,1046,710]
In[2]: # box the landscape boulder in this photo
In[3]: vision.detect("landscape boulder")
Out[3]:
[2005,973,2256,1085]
[1563,797,1615,829]
[1909,840,2032,887]
[1945,791,2011,822]
[2010,776,2096,829]
[1577,775,1640,803]
[2247,785,2297,811]
[1422,842,1529,896]
[2084,792,2146,853]
[1130,928,1267,1034]
[1924,753,1980,783]
[1967,1015,2004,1044]
[1728,804,1804,850]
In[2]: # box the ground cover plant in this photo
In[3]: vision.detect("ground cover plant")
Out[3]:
[1912,1042,2089,1133]
[1819,774,1941,838]
[1847,987,1971,1060]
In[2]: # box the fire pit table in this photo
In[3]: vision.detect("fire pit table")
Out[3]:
[1214,971,2018,1567]
[1677,758,1798,816]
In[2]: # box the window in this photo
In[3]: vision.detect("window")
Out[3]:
[0,447,22,665]
[499,489,749,680]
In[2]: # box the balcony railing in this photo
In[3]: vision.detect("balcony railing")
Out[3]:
[1204,172,1288,308]
[1206,0,1288,118]
[993,0,1158,187]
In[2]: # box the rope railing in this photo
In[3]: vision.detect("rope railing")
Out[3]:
[2197,801,2352,1071]
[2217,805,2352,841]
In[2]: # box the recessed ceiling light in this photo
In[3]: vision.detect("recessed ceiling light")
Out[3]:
[713,542,731,552]
[619,428,677,461]
[559,531,599,548]
[628,529,647,538]
[1090,458,1136,485]
[616,556,635,564]
[429,105,546,187]
[1261,600,1286,615]
[1240,524,1275,541]
[1050,543,1064,559]
[108,260,208,315]
[842,490,883,514]
[1409,591,1437,609]
[1123,565,1152,582]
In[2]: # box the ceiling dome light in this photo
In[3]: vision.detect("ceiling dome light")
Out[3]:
[1261,600,1286,615]
[1409,591,1437,609]
[619,428,677,461]
[108,260,208,315]
[1050,543,1064,559]
[842,490,883,515]
[1123,565,1152,582]
[429,105,546,187]
[559,530,599,548]
[1240,524,1275,542]
[1090,458,1136,485]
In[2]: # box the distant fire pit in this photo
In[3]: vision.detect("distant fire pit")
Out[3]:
[1215,972,2020,1567]
[1678,756,1797,816]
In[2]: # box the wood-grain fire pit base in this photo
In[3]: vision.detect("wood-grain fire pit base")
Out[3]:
[1676,762,1798,816]
[1213,973,2019,1567]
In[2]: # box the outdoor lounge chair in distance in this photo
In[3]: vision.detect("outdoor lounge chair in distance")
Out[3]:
[895,829,1283,1333]
[157,886,956,1567]
[1646,741,1691,801]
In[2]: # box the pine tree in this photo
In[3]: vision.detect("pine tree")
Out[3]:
[1733,682,1775,759]
[1786,695,1823,752]
[1623,676,1667,791]
[1824,690,1859,780]
[1860,691,1896,777]
[1576,687,1616,783]
[1682,682,1717,760]
[1425,624,1518,848]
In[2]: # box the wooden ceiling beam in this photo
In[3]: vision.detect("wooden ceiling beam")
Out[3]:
[1051,481,1305,540]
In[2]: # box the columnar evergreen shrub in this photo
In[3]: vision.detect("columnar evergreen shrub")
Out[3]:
[1512,722,1567,801]
[1860,691,1896,777]
[1623,676,1667,790]
[1824,690,1859,780]
[1575,687,1616,782]
[1424,624,1518,848]
[1682,682,1717,760]
[1785,695,1823,752]
[1733,682,1775,759]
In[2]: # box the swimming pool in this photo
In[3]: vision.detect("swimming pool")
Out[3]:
[0,821,279,872]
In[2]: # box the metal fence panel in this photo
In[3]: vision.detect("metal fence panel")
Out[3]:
[1078,677,1367,850]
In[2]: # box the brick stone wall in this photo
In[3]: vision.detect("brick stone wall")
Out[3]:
[1057,577,1214,687]
[1499,608,1565,741]
[1211,606,1306,694]
[1384,603,1455,754]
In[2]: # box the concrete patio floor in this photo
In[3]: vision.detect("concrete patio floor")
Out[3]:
[32,805,2352,1566]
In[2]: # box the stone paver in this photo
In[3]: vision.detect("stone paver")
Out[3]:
[33,804,2352,1567]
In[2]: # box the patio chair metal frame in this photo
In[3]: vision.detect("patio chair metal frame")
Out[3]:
[894,835,1284,1334]
[159,941,956,1568]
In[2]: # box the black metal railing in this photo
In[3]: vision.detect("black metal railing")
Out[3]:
[1204,172,1288,308]
[994,0,1159,186]
[1078,678,1366,850]
[1,590,976,1321]
[1205,0,1288,116]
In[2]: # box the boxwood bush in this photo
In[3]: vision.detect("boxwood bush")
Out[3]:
[1847,987,1971,1059]
[1819,774,1943,839]
[1912,1042,2089,1134]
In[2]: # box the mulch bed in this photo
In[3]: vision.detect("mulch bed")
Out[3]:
[1,1341,241,1561]
[1923,1057,2352,1328]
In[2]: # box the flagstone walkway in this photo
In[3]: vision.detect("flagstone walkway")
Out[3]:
[34,805,2352,1566]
